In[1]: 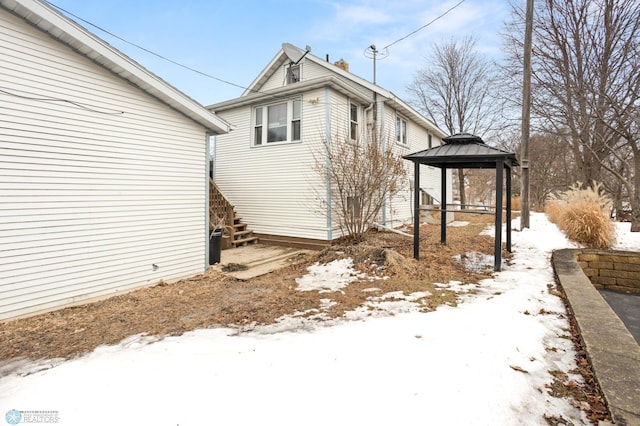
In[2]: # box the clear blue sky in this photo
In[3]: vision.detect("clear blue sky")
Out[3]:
[50,0,511,106]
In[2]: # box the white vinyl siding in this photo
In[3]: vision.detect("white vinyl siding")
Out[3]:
[214,87,327,240]
[212,52,450,241]
[0,10,209,320]
[380,105,450,228]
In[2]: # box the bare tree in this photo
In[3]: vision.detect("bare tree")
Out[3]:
[407,36,503,209]
[313,133,407,242]
[528,133,576,209]
[504,0,640,229]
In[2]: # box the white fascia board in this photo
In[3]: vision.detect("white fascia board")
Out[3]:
[0,0,230,134]
[242,49,288,97]
[208,76,373,112]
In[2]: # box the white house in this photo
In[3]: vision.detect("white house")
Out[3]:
[208,43,451,249]
[0,0,229,320]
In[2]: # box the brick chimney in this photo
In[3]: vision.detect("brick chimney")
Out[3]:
[334,58,349,72]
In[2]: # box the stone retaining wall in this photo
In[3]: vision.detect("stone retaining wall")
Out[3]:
[575,249,640,294]
[552,249,640,425]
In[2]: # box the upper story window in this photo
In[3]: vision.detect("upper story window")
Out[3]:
[286,64,301,84]
[428,133,433,148]
[396,116,408,145]
[349,101,359,141]
[253,98,302,146]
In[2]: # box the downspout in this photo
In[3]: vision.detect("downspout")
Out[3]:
[205,133,212,271]
[325,85,332,241]
[379,96,387,225]
[363,102,374,144]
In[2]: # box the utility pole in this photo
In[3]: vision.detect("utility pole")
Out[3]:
[521,0,534,229]
[366,44,378,84]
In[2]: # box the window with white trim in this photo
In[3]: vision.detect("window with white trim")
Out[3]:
[349,101,359,141]
[286,64,301,84]
[253,99,302,146]
[396,116,408,145]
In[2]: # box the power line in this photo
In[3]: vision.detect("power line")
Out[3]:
[44,0,463,108]
[382,0,467,50]
[44,0,248,91]
[44,0,360,107]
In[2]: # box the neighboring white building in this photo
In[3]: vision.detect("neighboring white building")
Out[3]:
[208,43,451,249]
[0,0,229,320]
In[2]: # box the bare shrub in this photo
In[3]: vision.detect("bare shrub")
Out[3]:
[545,182,615,248]
[313,133,407,242]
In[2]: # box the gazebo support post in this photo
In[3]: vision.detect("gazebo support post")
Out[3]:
[403,133,520,272]
[506,166,512,252]
[413,162,421,260]
[494,160,504,271]
[440,166,447,245]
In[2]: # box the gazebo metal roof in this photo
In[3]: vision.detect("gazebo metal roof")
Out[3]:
[404,133,519,169]
[403,133,519,271]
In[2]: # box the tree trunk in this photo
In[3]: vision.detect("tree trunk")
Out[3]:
[631,160,640,232]
[458,169,466,210]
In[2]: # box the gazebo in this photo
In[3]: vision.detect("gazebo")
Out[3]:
[403,133,520,271]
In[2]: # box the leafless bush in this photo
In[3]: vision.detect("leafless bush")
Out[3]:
[313,134,407,242]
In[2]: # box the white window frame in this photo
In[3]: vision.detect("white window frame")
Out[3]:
[349,100,359,141]
[396,115,408,146]
[252,98,302,146]
[286,64,301,85]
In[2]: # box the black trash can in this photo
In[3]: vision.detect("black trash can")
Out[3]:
[209,228,222,265]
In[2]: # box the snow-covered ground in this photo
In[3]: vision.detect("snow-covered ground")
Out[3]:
[1,213,637,426]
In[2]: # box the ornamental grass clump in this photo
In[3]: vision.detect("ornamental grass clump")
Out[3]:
[544,182,615,249]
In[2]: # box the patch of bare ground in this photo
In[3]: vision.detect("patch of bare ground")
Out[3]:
[0,213,612,423]
[0,214,496,362]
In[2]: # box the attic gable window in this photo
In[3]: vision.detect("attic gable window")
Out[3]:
[253,98,302,146]
[286,64,301,84]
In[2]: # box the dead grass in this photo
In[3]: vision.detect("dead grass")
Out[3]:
[0,212,613,424]
[0,213,501,362]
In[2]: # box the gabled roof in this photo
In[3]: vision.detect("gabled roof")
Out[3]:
[403,133,519,169]
[0,0,229,134]
[208,42,445,138]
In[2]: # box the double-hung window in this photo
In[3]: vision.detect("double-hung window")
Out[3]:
[253,99,302,146]
[349,101,359,141]
[396,116,408,145]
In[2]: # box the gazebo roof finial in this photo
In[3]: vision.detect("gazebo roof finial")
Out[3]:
[442,133,485,145]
